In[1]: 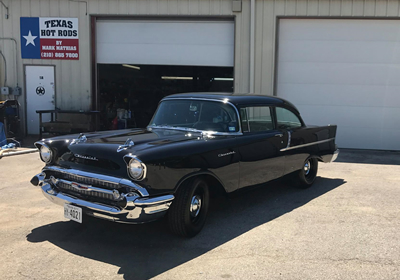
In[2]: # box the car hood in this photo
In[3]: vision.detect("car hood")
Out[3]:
[82,128,199,147]
[47,127,199,149]
[47,128,201,176]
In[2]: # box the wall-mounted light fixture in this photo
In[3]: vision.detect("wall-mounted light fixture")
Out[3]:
[69,0,88,15]
[232,0,242,12]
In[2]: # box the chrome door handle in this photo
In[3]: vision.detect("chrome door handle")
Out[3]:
[275,134,283,137]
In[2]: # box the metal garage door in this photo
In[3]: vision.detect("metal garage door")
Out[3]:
[277,19,400,150]
[96,19,234,67]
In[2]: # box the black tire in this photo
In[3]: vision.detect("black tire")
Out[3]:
[297,157,318,188]
[167,178,210,237]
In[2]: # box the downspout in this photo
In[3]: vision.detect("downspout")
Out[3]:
[0,38,19,87]
[249,0,255,93]
[0,50,7,86]
[0,1,9,19]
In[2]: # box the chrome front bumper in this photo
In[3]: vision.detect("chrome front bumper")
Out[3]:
[32,170,174,224]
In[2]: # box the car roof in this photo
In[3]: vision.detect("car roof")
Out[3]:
[162,92,300,113]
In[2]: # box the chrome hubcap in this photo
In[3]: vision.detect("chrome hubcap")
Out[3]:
[304,160,311,175]
[190,195,202,218]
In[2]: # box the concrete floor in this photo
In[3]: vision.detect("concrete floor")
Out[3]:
[0,150,399,280]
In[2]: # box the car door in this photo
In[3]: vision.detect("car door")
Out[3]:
[275,106,310,175]
[237,106,287,188]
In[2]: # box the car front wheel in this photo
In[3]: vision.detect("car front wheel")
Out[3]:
[167,177,210,237]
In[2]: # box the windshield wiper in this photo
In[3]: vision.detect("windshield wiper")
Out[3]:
[148,125,200,133]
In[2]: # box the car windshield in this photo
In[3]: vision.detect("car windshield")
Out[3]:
[149,99,239,133]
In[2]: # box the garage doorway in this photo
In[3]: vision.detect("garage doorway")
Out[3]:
[97,64,233,129]
[95,18,234,130]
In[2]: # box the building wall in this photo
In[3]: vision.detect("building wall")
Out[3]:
[1,0,400,133]
[253,0,400,96]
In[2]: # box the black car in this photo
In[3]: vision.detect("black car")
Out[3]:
[31,93,339,237]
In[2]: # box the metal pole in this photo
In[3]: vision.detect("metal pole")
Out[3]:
[250,0,255,94]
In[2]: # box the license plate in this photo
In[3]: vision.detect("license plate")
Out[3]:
[64,204,82,223]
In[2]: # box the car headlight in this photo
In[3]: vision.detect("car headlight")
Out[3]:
[127,157,146,180]
[39,145,53,163]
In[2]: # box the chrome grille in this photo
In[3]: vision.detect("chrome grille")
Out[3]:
[42,166,149,197]
[56,180,115,200]
[62,173,120,190]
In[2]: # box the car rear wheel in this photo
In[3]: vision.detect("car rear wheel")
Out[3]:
[167,178,210,237]
[297,157,318,188]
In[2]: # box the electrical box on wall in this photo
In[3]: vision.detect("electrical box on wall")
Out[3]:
[0,87,22,95]
[13,87,22,95]
[232,0,242,12]
[1,87,10,95]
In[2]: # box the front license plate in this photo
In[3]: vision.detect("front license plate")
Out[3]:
[64,204,82,223]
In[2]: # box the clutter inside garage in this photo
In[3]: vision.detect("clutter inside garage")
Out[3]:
[97,64,233,130]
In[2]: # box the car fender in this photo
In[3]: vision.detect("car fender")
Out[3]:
[174,169,225,193]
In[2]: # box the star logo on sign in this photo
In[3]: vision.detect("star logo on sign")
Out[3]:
[23,30,37,46]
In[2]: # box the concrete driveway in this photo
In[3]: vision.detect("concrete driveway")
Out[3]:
[0,150,399,279]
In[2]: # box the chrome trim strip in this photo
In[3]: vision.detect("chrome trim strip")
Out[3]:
[280,138,335,152]
[42,166,149,197]
[148,125,243,136]
[286,131,291,149]
[153,97,243,135]
[134,195,174,206]
[34,141,44,150]
[123,154,147,181]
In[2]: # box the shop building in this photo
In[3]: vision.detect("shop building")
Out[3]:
[0,0,399,150]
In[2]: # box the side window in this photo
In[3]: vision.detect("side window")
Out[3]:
[276,107,302,129]
[240,106,274,132]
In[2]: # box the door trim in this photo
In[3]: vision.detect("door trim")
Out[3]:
[280,138,335,152]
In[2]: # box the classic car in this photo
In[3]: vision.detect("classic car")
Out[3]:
[31,93,339,237]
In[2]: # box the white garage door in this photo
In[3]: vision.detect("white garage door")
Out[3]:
[277,19,400,150]
[96,19,234,67]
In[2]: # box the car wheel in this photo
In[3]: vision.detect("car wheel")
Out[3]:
[297,157,318,188]
[167,177,210,237]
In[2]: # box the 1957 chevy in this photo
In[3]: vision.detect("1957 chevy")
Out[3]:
[31,93,339,237]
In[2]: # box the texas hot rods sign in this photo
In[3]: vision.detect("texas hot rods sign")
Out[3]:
[20,17,79,60]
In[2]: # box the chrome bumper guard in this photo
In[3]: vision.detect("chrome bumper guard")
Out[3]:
[319,148,339,163]
[32,169,174,224]
[330,148,339,162]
